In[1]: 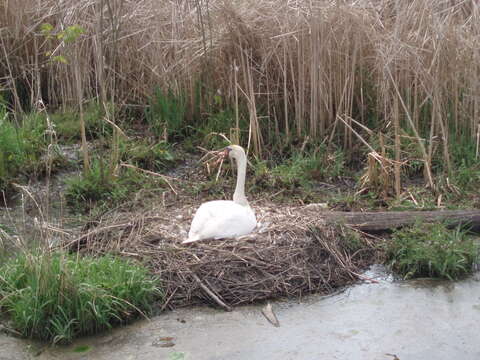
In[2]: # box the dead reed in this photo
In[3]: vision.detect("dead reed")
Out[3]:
[1,0,479,186]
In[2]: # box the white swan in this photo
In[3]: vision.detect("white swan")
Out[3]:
[183,145,256,243]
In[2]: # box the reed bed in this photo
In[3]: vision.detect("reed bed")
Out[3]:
[1,0,479,181]
[66,203,378,308]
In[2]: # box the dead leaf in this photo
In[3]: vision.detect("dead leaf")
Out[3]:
[385,353,400,360]
[152,337,175,348]
[261,303,280,327]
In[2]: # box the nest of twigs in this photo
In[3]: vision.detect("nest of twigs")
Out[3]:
[67,202,379,310]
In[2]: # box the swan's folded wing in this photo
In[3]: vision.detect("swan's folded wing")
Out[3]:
[185,201,256,243]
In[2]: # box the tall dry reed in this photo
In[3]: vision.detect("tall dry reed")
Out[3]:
[1,0,479,185]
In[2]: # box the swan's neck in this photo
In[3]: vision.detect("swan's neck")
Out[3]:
[233,153,249,206]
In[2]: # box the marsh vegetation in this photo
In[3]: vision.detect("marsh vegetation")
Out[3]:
[1,0,480,343]
[0,251,161,343]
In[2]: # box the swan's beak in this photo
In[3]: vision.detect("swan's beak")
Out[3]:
[221,147,230,159]
[212,148,230,167]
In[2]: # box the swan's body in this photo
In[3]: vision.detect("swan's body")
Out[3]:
[186,200,256,242]
[184,145,256,243]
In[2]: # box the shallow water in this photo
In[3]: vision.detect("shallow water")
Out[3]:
[0,144,81,240]
[2,265,479,360]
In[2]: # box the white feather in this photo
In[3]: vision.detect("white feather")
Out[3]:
[184,200,256,243]
[183,145,257,243]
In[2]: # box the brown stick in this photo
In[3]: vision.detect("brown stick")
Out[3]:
[190,271,232,311]
[120,163,178,195]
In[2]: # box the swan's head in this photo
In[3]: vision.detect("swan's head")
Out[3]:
[223,145,245,161]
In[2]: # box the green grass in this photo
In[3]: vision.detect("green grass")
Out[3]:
[194,109,238,149]
[431,134,480,191]
[145,88,186,140]
[0,251,162,344]
[0,110,47,193]
[73,345,92,353]
[65,158,165,213]
[386,222,478,280]
[120,138,177,171]
[50,102,110,143]
[271,147,345,188]
[341,226,365,253]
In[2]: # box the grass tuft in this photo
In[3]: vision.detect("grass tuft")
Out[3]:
[271,147,346,188]
[51,102,109,143]
[0,109,47,193]
[386,222,478,280]
[145,88,186,141]
[0,252,162,344]
[120,139,177,171]
[65,158,165,213]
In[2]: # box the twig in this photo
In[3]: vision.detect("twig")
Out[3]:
[204,132,231,144]
[159,288,178,312]
[350,271,380,284]
[120,163,178,195]
[215,156,224,182]
[189,271,232,311]
[0,322,22,336]
[66,223,130,249]
[103,117,128,139]
[252,189,286,204]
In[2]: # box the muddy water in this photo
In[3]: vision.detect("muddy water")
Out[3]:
[0,145,86,256]
[0,145,81,237]
[2,266,479,360]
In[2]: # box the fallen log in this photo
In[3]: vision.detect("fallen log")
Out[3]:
[322,209,480,232]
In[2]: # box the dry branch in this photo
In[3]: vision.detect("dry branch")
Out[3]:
[190,271,232,311]
[323,210,480,232]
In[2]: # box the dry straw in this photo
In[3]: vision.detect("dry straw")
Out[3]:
[66,202,378,308]
[1,0,479,180]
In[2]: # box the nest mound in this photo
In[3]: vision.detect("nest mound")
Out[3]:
[68,203,378,309]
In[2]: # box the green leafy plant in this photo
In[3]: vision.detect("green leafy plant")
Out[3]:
[168,352,186,360]
[65,159,114,212]
[341,226,365,253]
[386,222,478,280]
[42,23,86,64]
[0,252,162,343]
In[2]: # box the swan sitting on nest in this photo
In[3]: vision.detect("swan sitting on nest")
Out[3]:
[183,145,257,243]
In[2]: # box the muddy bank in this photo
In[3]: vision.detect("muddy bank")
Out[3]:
[2,266,479,360]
